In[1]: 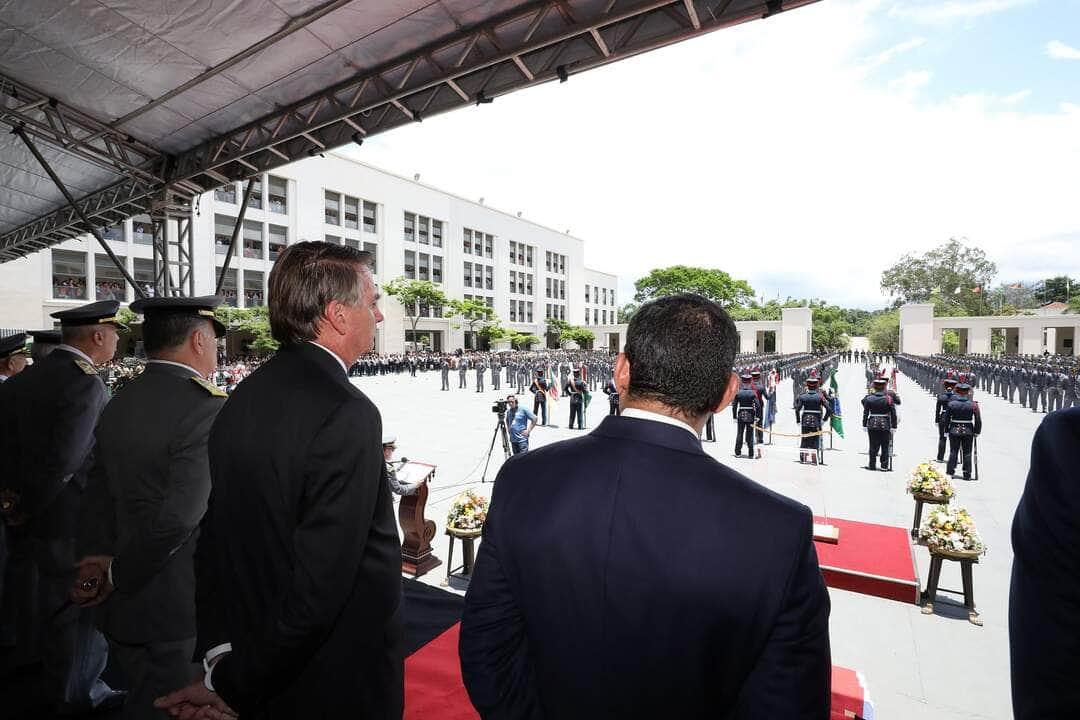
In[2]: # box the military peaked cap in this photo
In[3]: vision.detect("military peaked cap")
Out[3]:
[50,300,128,331]
[130,296,227,338]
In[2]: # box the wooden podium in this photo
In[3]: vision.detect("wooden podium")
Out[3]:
[396,461,441,577]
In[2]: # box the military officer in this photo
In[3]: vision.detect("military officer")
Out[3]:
[440,357,450,391]
[862,377,898,471]
[27,329,62,362]
[944,383,982,481]
[934,377,958,462]
[0,333,29,382]
[602,375,619,416]
[491,357,501,391]
[795,377,832,464]
[732,373,760,458]
[3,300,126,714]
[565,368,587,430]
[72,297,227,720]
[475,358,487,393]
[458,356,468,389]
[531,369,549,426]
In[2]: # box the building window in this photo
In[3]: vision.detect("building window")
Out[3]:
[585,286,590,303]
[432,219,442,247]
[560,305,565,320]
[215,183,236,204]
[484,234,493,258]
[404,212,415,243]
[132,214,153,246]
[362,200,376,232]
[94,254,127,301]
[325,235,341,245]
[602,288,607,305]
[243,220,263,259]
[594,308,599,325]
[485,265,493,291]
[344,237,360,249]
[244,271,265,307]
[268,176,287,214]
[526,246,533,268]
[404,250,416,279]
[363,241,378,274]
[509,241,516,265]
[215,215,235,255]
[526,274,533,295]
[509,271,517,294]
[559,280,565,300]
[133,258,155,298]
[344,196,359,229]
[418,253,430,281]
[509,302,517,323]
[546,277,552,298]
[486,297,494,309]
[99,223,124,243]
[473,264,483,289]
[324,190,340,225]
[517,274,524,294]
[464,261,472,287]
[473,232,482,256]
[247,177,262,209]
[559,255,566,274]
[463,229,472,255]
[418,216,429,245]
[546,304,551,319]
[526,302,533,323]
[268,224,287,261]
[432,255,442,283]
[218,267,238,306]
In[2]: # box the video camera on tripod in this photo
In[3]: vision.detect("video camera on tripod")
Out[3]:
[482,396,512,482]
[491,398,508,414]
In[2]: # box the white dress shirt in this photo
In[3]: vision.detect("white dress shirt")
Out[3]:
[56,343,95,366]
[619,407,700,440]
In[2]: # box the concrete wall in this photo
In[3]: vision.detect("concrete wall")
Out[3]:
[780,307,812,355]
[899,303,1080,356]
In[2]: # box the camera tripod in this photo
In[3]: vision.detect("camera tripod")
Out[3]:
[481,415,512,483]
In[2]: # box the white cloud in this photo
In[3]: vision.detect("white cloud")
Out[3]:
[353,0,1080,309]
[1001,89,1032,104]
[889,0,1036,24]
[888,70,933,99]
[1046,40,1080,60]
[863,37,927,69]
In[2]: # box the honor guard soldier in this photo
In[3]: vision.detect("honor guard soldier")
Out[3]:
[491,358,501,391]
[935,378,958,462]
[565,369,587,430]
[795,377,831,464]
[458,357,468,389]
[602,375,620,416]
[475,359,487,393]
[944,383,982,481]
[732,373,761,458]
[2,300,126,714]
[71,296,227,720]
[862,377,898,471]
[531,369,549,426]
[440,357,450,391]
[749,369,768,444]
[0,333,29,382]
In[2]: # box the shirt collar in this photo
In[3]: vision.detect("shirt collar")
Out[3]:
[57,344,95,366]
[619,407,700,441]
[308,341,348,376]
[147,359,205,378]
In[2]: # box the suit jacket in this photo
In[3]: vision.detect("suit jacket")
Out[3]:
[459,415,831,719]
[195,342,403,719]
[1010,407,1080,719]
[77,362,225,643]
[3,348,108,539]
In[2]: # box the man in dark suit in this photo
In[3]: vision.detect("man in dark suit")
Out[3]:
[1010,407,1080,719]
[460,293,831,719]
[72,297,227,720]
[157,242,403,719]
[1,301,126,714]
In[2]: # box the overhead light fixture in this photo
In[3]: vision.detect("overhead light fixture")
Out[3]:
[479,197,484,204]
[352,132,364,146]
[476,91,493,106]
[517,211,522,217]
[414,173,421,181]
[556,65,569,83]
[413,110,423,123]
[307,147,324,157]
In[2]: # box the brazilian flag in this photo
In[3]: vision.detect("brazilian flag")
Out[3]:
[829,370,845,439]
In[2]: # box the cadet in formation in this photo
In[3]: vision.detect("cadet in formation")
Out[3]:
[564,369,587,430]
[731,373,761,459]
[943,382,982,481]
[862,377,898,472]
[795,376,832,464]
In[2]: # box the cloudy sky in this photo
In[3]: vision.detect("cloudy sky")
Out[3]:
[346,0,1080,310]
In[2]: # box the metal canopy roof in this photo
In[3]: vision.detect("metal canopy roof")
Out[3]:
[0,0,819,263]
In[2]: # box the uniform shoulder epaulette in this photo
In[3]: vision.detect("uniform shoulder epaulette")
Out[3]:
[74,359,98,376]
[191,376,228,398]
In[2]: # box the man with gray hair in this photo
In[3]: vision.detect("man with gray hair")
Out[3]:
[157,241,402,719]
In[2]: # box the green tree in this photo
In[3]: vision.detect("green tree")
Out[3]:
[634,266,755,307]
[940,329,961,354]
[1068,296,1080,314]
[559,326,595,349]
[384,278,449,339]
[477,322,507,343]
[446,298,495,345]
[617,302,639,324]
[510,333,540,349]
[880,237,997,315]
[213,306,279,356]
[867,311,900,352]
[1034,276,1078,304]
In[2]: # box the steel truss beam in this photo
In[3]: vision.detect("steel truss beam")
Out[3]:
[1,0,816,262]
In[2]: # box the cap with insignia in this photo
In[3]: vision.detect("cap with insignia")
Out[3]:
[130,295,227,338]
[955,383,971,392]
[27,329,62,345]
[0,333,28,359]
[872,377,887,386]
[382,434,397,446]
[806,377,820,386]
[740,372,752,381]
[50,300,128,331]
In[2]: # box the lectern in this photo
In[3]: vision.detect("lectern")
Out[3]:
[396,461,441,576]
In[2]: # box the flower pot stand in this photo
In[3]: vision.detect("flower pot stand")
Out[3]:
[921,549,982,626]
[911,492,949,540]
[442,527,482,586]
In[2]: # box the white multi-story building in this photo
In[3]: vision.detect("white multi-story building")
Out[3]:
[0,153,620,353]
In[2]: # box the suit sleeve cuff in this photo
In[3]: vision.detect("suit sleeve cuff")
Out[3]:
[203,643,232,692]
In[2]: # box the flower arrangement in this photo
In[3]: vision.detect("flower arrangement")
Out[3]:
[447,489,489,532]
[918,506,986,556]
[907,462,954,501]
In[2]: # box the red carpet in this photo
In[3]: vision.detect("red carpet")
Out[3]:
[404,622,874,719]
[814,516,920,604]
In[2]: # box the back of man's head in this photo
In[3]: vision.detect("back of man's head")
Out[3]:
[624,293,737,418]
[268,241,373,344]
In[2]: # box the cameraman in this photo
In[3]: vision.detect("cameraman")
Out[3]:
[503,395,537,455]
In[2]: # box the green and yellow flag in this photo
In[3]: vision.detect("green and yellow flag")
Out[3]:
[829,369,844,439]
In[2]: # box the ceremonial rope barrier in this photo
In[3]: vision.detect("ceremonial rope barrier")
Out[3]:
[750,424,834,439]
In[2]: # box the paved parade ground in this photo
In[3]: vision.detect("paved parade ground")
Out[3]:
[357,360,1039,720]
